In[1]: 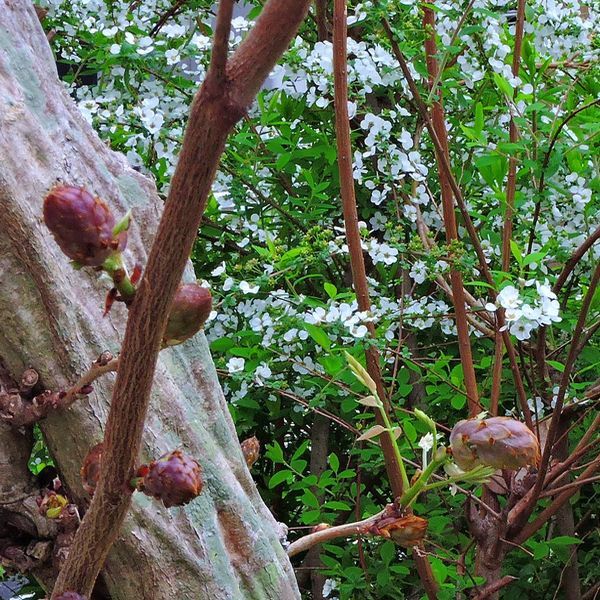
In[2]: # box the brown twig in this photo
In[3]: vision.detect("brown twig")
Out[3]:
[287,508,386,557]
[472,575,517,600]
[513,452,600,545]
[51,1,313,596]
[333,4,438,596]
[492,0,526,416]
[509,263,600,535]
[423,5,480,416]
[332,0,405,496]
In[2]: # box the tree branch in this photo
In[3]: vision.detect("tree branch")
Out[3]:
[51,1,312,596]
[422,4,480,416]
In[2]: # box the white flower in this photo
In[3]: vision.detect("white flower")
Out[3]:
[212,262,226,276]
[239,281,259,294]
[227,357,245,373]
[322,579,339,598]
[254,363,272,386]
[509,318,534,340]
[409,261,428,284]
[109,44,121,55]
[418,433,434,452]
[497,285,521,309]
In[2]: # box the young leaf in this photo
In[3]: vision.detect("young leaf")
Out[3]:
[357,424,387,441]
[357,395,380,407]
[345,351,377,394]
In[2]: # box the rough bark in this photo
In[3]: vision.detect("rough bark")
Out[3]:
[0,2,299,598]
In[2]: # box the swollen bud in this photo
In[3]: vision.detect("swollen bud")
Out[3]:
[54,593,87,600]
[240,436,260,468]
[163,283,212,346]
[80,442,103,496]
[43,185,127,267]
[450,416,540,471]
[372,515,428,547]
[136,450,202,508]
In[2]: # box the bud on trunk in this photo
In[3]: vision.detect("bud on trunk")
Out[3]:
[43,185,127,267]
[163,283,213,346]
[136,450,203,508]
[80,442,103,496]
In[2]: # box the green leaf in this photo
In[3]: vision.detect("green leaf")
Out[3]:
[305,323,331,350]
[548,536,582,546]
[380,540,396,564]
[510,240,523,265]
[493,72,514,97]
[324,282,337,298]
[268,469,294,488]
[474,102,484,135]
[322,500,351,511]
[301,489,320,509]
[112,210,131,236]
[328,452,340,473]
[451,394,467,410]
[547,360,565,373]
[266,442,284,464]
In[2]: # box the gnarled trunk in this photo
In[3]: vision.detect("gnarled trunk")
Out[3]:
[0,2,299,598]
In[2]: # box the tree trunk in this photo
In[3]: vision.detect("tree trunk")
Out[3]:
[0,2,299,599]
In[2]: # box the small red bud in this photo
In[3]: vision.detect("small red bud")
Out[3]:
[80,442,103,496]
[138,450,202,508]
[240,436,260,468]
[163,283,212,346]
[43,185,127,267]
[450,416,540,471]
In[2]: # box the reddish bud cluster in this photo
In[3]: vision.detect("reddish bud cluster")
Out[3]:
[43,185,127,267]
[80,442,104,496]
[371,514,428,547]
[240,436,260,468]
[136,450,203,508]
[450,416,541,471]
[163,283,213,346]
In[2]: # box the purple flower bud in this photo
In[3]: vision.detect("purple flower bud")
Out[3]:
[137,450,202,508]
[43,185,127,266]
[163,283,212,346]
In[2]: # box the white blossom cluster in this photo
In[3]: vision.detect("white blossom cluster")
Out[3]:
[40,0,598,416]
[487,280,562,340]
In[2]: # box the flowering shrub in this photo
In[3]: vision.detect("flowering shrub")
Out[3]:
[27,0,600,598]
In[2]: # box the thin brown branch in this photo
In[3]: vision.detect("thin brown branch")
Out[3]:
[423,5,480,416]
[513,453,600,545]
[472,575,517,600]
[334,4,438,597]
[554,223,600,294]
[287,508,386,557]
[315,0,328,41]
[51,1,313,596]
[509,263,600,535]
[332,0,405,497]
[526,99,600,255]
[208,0,234,86]
[381,16,532,428]
[540,476,600,498]
[493,0,526,415]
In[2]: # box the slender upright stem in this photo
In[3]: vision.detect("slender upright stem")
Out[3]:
[333,2,438,597]
[492,0,526,413]
[423,4,480,416]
